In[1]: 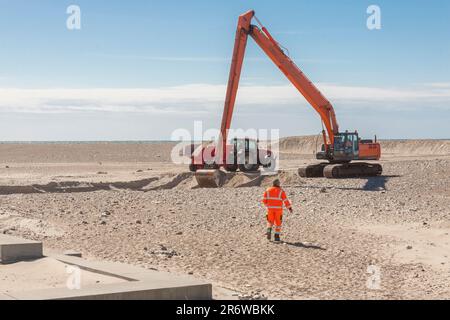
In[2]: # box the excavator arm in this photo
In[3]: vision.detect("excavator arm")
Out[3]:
[194,10,382,185]
[218,10,339,159]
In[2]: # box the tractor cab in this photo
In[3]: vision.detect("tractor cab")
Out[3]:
[230,137,258,171]
[228,137,272,172]
[333,131,360,162]
[233,137,258,154]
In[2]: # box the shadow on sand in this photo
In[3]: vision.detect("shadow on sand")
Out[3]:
[361,175,400,191]
[293,175,401,192]
[282,242,326,250]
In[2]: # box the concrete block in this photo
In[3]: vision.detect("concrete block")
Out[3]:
[1,245,212,300]
[47,254,212,300]
[0,234,43,264]
[8,281,212,300]
[0,293,14,300]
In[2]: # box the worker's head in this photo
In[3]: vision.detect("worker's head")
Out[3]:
[273,179,281,187]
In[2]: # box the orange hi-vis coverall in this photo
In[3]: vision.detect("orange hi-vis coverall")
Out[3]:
[262,187,292,235]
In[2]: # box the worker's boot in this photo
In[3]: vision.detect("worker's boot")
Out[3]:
[274,233,281,243]
[266,228,272,240]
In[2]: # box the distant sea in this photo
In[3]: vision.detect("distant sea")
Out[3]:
[0,138,448,144]
[0,141,179,144]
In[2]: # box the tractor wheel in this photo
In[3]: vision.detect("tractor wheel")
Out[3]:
[239,164,259,173]
[225,164,238,172]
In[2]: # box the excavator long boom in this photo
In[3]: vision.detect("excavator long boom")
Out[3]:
[195,10,382,185]
[219,10,339,157]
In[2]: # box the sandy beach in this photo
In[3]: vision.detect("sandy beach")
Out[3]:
[1,137,449,299]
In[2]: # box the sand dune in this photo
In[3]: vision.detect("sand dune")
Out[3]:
[1,137,449,165]
[380,139,450,156]
[278,136,450,156]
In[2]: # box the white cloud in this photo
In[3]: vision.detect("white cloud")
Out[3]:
[318,84,450,102]
[0,83,449,114]
[424,82,450,89]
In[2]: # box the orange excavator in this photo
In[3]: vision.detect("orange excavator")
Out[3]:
[192,10,382,186]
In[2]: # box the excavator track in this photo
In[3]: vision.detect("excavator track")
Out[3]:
[195,169,227,188]
[323,162,382,179]
[298,163,329,178]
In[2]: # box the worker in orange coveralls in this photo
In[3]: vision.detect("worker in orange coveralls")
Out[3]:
[262,179,293,243]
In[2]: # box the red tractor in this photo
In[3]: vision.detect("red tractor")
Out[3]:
[190,138,274,187]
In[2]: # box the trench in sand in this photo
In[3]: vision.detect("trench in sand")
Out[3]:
[0,171,305,195]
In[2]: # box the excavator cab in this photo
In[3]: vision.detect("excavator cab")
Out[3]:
[333,131,359,162]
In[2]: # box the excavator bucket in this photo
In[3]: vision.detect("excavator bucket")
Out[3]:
[195,169,227,188]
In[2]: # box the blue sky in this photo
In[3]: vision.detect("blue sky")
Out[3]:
[0,0,449,140]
